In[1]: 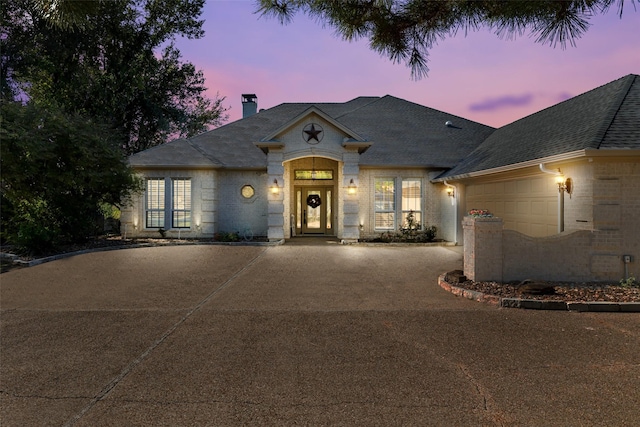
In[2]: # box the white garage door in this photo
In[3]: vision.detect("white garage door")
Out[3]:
[466,176,558,237]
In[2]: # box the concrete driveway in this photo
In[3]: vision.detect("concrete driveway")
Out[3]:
[1,244,639,426]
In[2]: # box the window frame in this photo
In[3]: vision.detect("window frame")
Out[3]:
[401,178,423,230]
[144,177,193,230]
[145,178,165,229]
[171,178,192,229]
[374,177,396,231]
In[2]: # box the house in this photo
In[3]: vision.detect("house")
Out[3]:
[122,94,494,242]
[121,74,639,280]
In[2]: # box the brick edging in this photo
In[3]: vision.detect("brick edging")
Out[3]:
[438,274,640,312]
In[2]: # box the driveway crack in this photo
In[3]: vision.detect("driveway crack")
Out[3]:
[455,362,512,426]
[62,247,269,427]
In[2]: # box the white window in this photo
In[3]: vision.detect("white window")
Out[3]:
[172,179,191,228]
[374,178,395,230]
[146,178,165,228]
[402,179,422,229]
[145,177,192,229]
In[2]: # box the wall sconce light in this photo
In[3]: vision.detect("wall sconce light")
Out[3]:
[133,219,138,230]
[555,172,573,195]
[270,178,279,194]
[446,187,455,198]
[348,178,357,195]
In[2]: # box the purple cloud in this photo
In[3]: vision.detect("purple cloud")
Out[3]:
[468,93,534,112]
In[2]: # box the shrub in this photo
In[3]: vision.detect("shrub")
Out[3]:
[214,232,240,242]
[620,275,637,288]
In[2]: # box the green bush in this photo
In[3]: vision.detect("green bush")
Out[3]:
[620,275,637,288]
[0,101,142,254]
[214,232,240,242]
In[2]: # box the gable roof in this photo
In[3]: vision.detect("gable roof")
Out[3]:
[129,96,494,169]
[260,106,367,143]
[438,74,640,180]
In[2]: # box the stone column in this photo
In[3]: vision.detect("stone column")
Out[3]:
[341,152,360,242]
[463,216,504,282]
[267,150,285,241]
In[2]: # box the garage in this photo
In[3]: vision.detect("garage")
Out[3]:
[465,175,558,237]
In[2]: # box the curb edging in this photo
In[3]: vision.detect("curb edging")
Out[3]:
[438,274,640,312]
[3,239,284,269]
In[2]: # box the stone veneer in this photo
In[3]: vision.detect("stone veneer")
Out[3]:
[463,216,632,283]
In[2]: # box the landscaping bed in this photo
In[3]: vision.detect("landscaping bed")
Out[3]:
[443,270,640,303]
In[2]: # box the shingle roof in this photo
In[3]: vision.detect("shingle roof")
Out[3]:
[439,74,640,179]
[342,96,495,167]
[129,96,493,169]
[127,138,223,168]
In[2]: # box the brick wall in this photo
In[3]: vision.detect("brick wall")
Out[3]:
[464,216,633,283]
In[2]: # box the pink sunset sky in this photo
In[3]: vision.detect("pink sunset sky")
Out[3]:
[175,0,640,128]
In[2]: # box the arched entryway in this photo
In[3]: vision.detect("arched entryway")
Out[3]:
[288,157,338,236]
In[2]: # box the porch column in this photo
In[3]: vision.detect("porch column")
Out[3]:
[342,152,360,242]
[267,150,285,241]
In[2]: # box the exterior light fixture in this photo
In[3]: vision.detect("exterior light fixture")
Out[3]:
[348,178,357,195]
[443,181,456,205]
[270,178,279,194]
[540,164,572,233]
[555,171,573,195]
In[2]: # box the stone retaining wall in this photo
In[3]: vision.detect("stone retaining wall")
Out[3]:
[463,216,629,282]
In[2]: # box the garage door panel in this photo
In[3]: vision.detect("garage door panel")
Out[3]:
[531,200,545,215]
[517,201,529,215]
[466,178,557,237]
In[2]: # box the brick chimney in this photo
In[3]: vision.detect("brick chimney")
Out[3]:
[242,94,257,118]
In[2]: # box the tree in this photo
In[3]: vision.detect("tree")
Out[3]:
[257,0,635,79]
[0,101,142,253]
[2,0,228,154]
[30,0,101,30]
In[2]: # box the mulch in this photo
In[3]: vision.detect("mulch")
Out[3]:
[444,270,640,303]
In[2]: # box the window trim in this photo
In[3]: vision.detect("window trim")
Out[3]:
[401,178,423,230]
[144,177,192,230]
[374,177,396,231]
[171,178,192,229]
[145,178,165,229]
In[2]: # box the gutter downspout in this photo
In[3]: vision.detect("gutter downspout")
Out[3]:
[444,181,458,244]
[539,164,564,233]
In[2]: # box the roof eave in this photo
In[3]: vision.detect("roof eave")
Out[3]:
[255,142,285,154]
[130,164,222,170]
[342,140,373,154]
[432,149,588,182]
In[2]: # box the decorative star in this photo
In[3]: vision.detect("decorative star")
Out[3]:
[304,124,323,143]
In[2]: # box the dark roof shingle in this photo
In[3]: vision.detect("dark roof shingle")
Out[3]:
[130,95,493,169]
[439,74,639,179]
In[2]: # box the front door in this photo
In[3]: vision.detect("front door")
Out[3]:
[297,187,333,235]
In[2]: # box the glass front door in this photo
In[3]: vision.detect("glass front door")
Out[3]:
[297,187,333,235]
